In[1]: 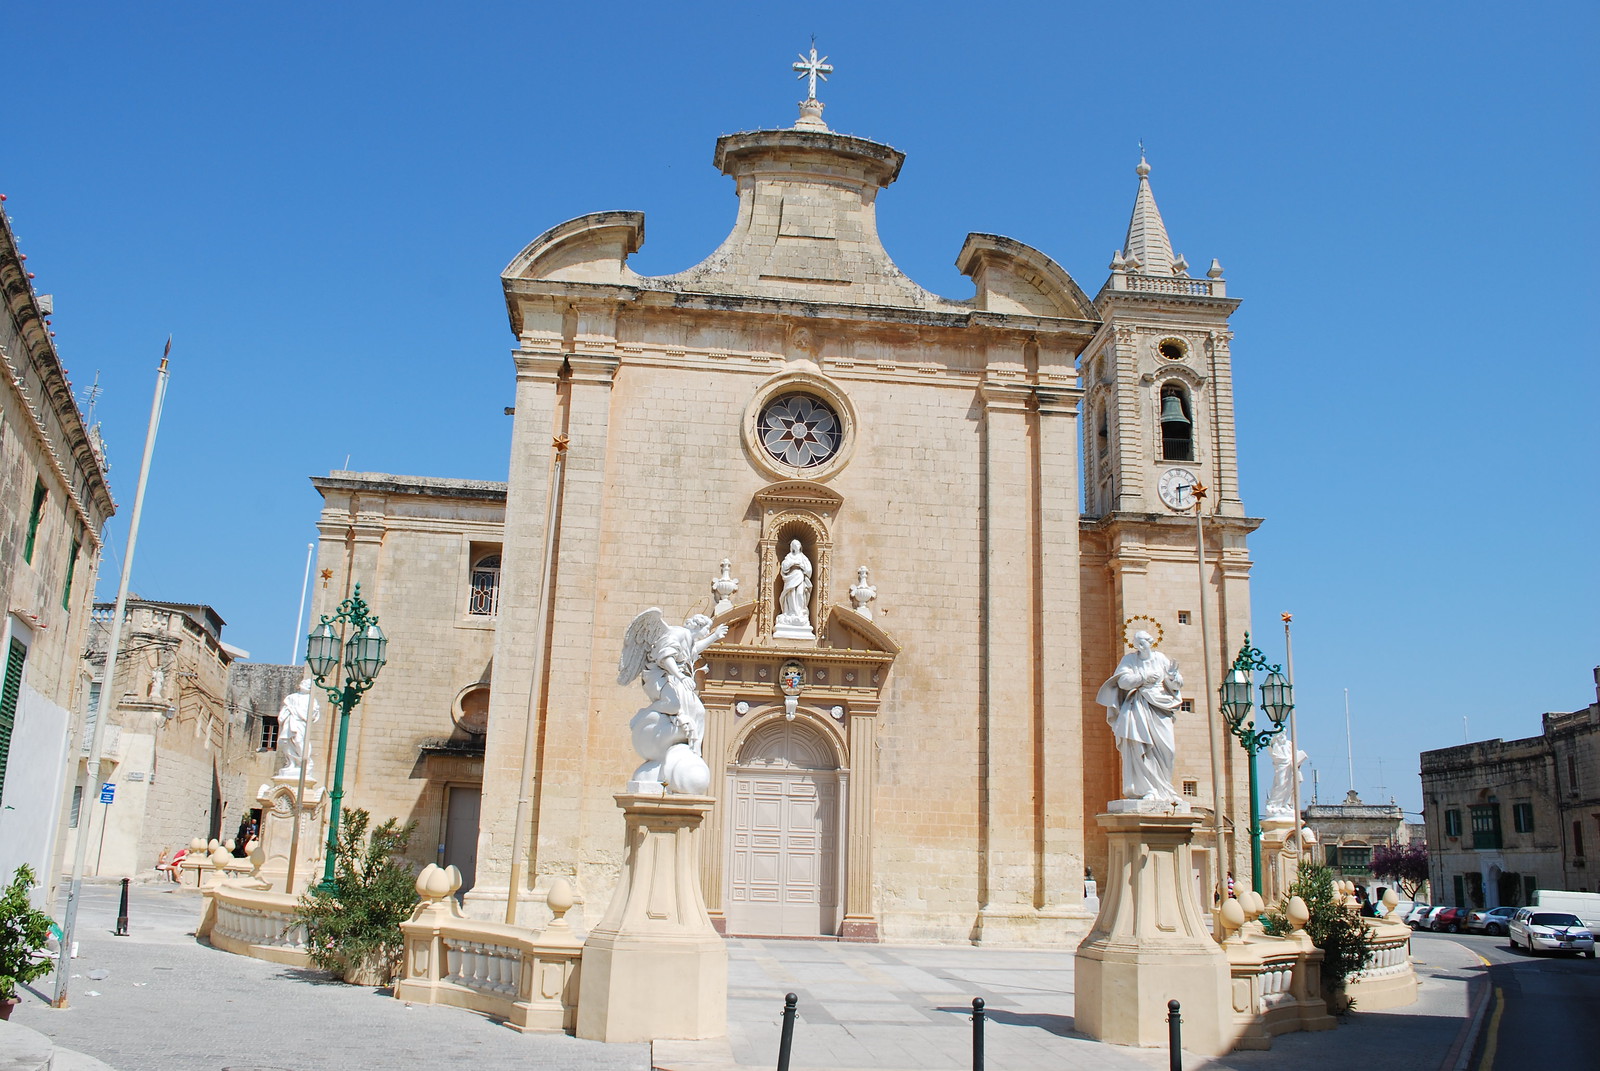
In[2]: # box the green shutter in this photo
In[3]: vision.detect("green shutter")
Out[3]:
[23,480,46,564]
[0,638,27,801]
[63,539,80,610]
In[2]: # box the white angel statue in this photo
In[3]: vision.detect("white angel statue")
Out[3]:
[617,608,727,795]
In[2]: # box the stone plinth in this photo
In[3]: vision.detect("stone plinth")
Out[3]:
[576,794,726,1043]
[1260,817,1302,904]
[1075,811,1235,1056]
[255,775,326,894]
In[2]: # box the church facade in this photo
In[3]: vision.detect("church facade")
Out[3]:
[310,100,1257,944]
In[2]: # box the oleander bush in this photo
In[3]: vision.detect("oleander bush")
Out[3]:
[1262,863,1374,991]
[296,810,417,985]
[0,865,55,1003]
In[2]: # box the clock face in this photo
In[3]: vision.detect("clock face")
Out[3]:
[1158,467,1199,511]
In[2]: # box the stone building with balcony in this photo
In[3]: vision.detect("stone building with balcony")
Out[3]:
[1303,790,1418,899]
[0,197,116,890]
[1420,667,1600,910]
[61,599,274,877]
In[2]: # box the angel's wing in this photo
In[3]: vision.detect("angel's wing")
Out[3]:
[617,607,669,685]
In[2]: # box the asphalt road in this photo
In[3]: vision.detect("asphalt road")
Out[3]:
[1411,930,1600,1071]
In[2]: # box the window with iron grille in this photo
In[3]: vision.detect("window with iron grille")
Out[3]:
[1513,802,1534,833]
[467,553,501,616]
[1470,804,1502,850]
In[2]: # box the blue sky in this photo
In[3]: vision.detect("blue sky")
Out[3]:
[6,2,1596,814]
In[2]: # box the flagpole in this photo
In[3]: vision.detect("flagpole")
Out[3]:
[289,542,314,663]
[54,338,171,1008]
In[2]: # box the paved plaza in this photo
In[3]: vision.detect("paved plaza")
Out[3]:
[8,883,1486,1071]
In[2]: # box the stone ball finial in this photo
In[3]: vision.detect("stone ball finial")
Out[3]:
[1241,890,1263,918]
[416,863,452,901]
[547,876,575,920]
[1136,157,1151,178]
[190,837,206,852]
[445,865,463,894]
[1287,895,1311,931]
[1220,898,1246,935]
[1382,888,1399,913]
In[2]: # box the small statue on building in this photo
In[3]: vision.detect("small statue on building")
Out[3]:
[774,539,815,639]
[617,608,727,795]
[1096,629,1183,803]
[275,678,322,778]
[147,666,166,700]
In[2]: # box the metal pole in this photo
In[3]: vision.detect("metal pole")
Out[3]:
[1283,614,1302,857]
[1344,688,1354,792]
[283,686,317,895]
[115,877,129,936]
[506,435,568,923]
[289,542,314,663]
[54,342,170,1008]
[320,685,356,888]
[776,992,798,1071]
[1192,486,1227,912]
[971,997,986,1071]
[1247,736,1263,894]
[94,799,110,874]
[1167,999,1183,1071]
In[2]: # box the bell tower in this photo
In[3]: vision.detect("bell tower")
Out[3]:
[1078,154,1259,886]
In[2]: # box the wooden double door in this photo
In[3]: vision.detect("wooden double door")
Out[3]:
[725,719,841,936]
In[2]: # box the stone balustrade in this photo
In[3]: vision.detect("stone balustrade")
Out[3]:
[393,865,583,1033]
[1344,916,1418,1009]
[1218,892,1336,1049]
[199,880,311,967]
[1107,271,1225,297]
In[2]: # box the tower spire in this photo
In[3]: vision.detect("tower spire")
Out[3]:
[1119,152,1183,277]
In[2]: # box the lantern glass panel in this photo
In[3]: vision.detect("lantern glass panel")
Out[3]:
[345,623,387,684]
[305,623,340,679]
[1219,667,1253,729]
[1261,670,1293,726]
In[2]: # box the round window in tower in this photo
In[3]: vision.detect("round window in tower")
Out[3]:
[758,394,841,469]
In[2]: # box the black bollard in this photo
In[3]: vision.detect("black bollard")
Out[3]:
[971,997,986,1071]
[115,877,130,936]
[776,992,798,1071]
[1167,998,1182,1071]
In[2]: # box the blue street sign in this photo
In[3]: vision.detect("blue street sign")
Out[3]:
[99,783,115,804]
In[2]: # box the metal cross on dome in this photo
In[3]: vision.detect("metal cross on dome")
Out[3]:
[793,37,832,101]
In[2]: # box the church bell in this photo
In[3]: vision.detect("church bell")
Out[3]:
[1159,393,1190,426]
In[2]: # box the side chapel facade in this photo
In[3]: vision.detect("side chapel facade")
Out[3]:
[310,106,1259,943]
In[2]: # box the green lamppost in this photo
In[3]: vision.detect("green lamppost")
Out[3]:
[1218,632,1294,894]
[304,583,388,891]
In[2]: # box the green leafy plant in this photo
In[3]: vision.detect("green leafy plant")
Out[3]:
[0,865,56,1002]
[296,810,418,985]
[1262,863,1374,991]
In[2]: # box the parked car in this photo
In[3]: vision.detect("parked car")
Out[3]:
[1404,903,1433,928]
[1387,900,1416,923]
[1509,909,1597,957]
[1465,906,1518,936]
[1417,905,1451,931]
[1429,907,1465,933]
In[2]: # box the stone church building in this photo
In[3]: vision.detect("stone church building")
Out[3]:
[310,98,1258,943]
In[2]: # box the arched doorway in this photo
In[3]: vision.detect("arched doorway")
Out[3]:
[725,716,842,936]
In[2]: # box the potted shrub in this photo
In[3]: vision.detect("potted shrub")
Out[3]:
[1264,862,1374,1012]
[296,809,417,986]
[0,865,56,1020]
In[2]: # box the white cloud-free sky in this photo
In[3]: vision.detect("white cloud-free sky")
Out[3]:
[6,2,1596,815]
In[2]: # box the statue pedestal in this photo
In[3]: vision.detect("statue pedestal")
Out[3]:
[1075,810,1235,1056]
[255,775,326,894]
[1260,817,1302,904]
[576,794,726,1043]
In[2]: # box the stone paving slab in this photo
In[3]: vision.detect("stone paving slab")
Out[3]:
[9,885,1482,1071]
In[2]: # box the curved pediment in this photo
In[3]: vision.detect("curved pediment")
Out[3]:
[502,211,645,284]
[956,233,1100,322]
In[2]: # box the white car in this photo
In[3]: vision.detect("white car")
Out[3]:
[1509,909,1597,957]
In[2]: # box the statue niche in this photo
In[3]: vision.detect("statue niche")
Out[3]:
[752,481,839,645]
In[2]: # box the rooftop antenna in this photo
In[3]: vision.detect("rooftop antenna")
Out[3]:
[1376,756,1386,800]
[1463,715,1469,743]
[81,370,103,426]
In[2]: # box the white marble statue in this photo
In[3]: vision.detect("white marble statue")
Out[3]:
[1096,630,1183,803]
[849,565,877,621]
[617,609,727,795]
[774,539,814,639]
[275,678,322,778]
[147,666,165,699]
[1265,734,1308,819]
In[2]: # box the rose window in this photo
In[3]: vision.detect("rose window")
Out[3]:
[758,394,840,468]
